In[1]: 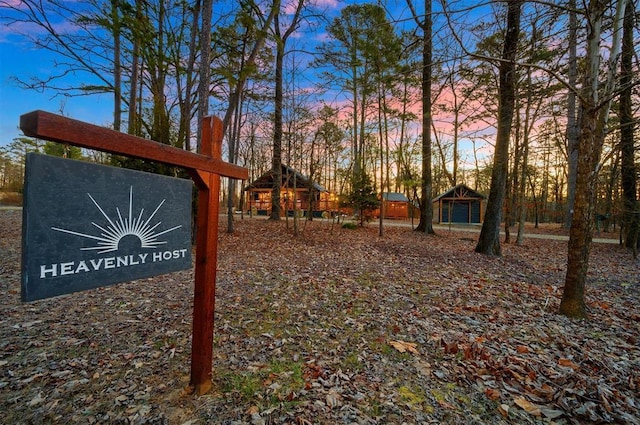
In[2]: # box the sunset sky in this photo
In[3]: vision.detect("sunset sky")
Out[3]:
[0,0,125,146]
[0,0,492,167]
[0,0,425,146]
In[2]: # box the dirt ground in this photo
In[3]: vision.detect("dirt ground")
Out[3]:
[1,209,638,424]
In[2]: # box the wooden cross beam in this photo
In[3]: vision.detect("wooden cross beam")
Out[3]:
[20,111,246,181]
[20,110,248,395]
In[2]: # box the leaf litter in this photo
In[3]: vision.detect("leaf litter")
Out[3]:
[1,209,638,424]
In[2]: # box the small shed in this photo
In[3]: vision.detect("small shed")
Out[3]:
[244,164,337,217]
[432,184,486,224]
[374,192,419,219]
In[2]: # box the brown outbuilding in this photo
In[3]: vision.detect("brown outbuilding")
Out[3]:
[432,184,486,224]
[374,192,420,220]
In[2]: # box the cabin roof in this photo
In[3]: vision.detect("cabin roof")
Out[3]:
[432,184,486,202]
[244,164,326,192]
[382,192,410,202]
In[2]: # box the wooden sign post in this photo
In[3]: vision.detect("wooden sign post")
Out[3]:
[20,110,248,395]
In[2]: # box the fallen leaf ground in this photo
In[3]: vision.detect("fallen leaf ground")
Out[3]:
[1,209,638,424]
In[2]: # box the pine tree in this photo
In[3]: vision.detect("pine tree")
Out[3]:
[348,170,379,226]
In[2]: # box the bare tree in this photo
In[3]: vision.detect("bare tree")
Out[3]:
[619,0,638,256]
[197,0,212,151]
[176,0,200,150]
[407,0,435,234]
[271,0,304,221]
[559,0,629,318]
[126,0,144,136]
[563,0,579,228]
[475,0,523,256]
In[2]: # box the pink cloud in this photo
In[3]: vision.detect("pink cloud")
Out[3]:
[283,0,303,15]
[0,20,39,43]
[0,0,24,7]
[1,17,85,41]
[308,0,340,9]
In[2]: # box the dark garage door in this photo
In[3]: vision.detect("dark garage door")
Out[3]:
[442,202,470,223]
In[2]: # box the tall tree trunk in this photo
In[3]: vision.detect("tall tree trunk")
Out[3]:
[505,103,521,244]
[602,153,619,233]
[127,0,143,136]
[351,66,360,178]
[270,0,303,221]
[516,137,529,244]
[111,0,122,132]
[181,0,200,151]
[308,134,318,221]
[541,150,550,225]
[564,0,579,228]
[150,0,169,144]
[227,91,243,232]
[559,0,629,318]
[358,73,368,176]
[415,0,434,234]
[475,0,522,256]
[192,0,211,243]
[196,0,212,151]
[561,107,600,318]
[383,95,391,194]
[271,11,284,221]
[397,73,409,193]
[378,82,384,237]
[620,1,638,256]
[452,88,460,185]
[516,56,533,244]
[472,139,481,191]
[375,60,392,234]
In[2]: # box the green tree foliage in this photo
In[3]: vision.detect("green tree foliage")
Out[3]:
[0,147,22,192]
[317,3,402,177]
[348,169,379,226]
[43,142,83,160]
[310,105,345,217]
[0,137,43,192]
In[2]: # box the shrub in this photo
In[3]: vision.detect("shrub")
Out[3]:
[0,192,23,206]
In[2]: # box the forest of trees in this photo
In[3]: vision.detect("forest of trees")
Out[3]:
[0,0,638,318]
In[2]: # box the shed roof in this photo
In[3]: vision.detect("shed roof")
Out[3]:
[432,184,486,202]
[382,192,410,202]
[244,164,326,192]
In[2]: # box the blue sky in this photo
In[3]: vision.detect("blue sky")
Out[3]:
[1,0,491,165]
[0,0,424,150]
[0,55,115,149]
[0,0,336,149]
[0,1,130,149]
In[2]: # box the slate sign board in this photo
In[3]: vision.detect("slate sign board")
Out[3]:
[22,153,193,302]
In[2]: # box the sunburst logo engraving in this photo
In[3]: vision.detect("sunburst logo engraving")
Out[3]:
[51,186,182,254]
